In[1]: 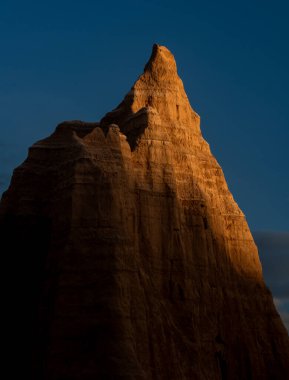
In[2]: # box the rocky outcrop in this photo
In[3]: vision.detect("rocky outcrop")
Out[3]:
[1,44,288,379]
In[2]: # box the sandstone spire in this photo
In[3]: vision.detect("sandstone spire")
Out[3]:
[101,44,200,146]
[1,45,288,379]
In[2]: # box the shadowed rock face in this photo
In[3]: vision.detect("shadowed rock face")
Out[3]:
[1,44,288,379]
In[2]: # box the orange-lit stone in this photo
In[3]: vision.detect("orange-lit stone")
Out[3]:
[1,44,288,379]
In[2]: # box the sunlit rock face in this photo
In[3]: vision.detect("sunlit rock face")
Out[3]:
[1,44,288,379]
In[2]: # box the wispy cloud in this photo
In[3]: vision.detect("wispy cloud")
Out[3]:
[274,298,289,331]
[254,231,289,332]
[281,311,289,332]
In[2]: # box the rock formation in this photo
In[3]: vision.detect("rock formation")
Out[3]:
[1,44,288,379]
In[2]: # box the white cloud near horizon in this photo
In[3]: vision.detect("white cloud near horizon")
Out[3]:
[254,231,289,333]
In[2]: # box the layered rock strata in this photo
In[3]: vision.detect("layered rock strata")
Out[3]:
[1,45,288,379]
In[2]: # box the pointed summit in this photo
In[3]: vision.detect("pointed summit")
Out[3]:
[101,44,200,147]
[143,44,178,81]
